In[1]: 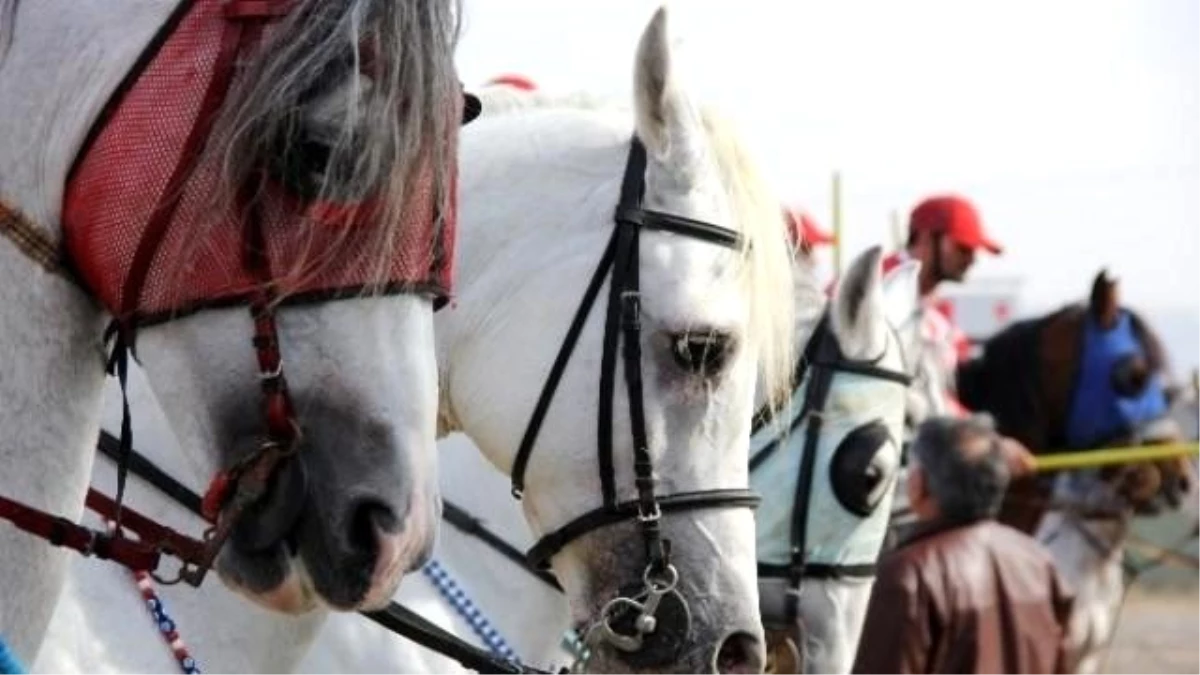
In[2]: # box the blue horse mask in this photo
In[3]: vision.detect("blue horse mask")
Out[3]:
[1065,310,1168,449]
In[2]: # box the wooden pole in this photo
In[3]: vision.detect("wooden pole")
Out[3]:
[831,171,843,278]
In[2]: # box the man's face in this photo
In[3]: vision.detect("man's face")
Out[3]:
[936,235,977,282]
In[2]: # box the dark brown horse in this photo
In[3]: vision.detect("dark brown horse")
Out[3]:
[956,270,1196,672]
[957,269,1192,532]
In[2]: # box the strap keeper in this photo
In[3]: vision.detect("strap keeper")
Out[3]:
[49,517,72,546]
[224,0,294,20]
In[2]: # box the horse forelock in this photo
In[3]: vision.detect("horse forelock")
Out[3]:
[201,0,462,297]
[696,107,799,411]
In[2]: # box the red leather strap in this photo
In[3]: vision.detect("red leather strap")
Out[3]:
[85,489,209,564]
[224,0,294,19]
[0,493,161,572]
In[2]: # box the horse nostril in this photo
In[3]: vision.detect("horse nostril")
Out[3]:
[348,499,399,554]
[713,630,765,674]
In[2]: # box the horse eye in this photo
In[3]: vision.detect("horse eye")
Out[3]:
[829,421,897,516]
[1110,354,1149,397]
[266,131,332,202]
[669,331,735,376]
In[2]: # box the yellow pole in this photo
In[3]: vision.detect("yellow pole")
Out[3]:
[831,171,843,278]
[1033,443,1199,473]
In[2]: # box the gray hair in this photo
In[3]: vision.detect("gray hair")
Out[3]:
[0,0,18,59]
[910,414,1010,521]
[203,0,462,292]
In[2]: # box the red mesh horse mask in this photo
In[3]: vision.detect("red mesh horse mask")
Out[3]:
[63,0,460,327]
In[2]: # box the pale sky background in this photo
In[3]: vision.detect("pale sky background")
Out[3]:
[454,0,1199,370]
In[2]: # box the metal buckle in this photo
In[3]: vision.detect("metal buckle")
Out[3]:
[636,502,661,523]
[258,358,284,380]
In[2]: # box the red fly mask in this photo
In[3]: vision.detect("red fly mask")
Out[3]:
[27,0,468,587]
[62,0,460,326]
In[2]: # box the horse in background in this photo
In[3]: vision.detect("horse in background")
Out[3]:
[750,247,922,674]
[956,269,1195,673]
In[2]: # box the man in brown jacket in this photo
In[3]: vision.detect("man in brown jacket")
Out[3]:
[852,415,1076,674]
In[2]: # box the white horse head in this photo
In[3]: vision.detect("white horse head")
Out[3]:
[752,246,921,674]
[438,8,795,672]
[0,0,459,659]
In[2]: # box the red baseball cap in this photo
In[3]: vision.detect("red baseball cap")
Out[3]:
[783,207,835,248]
[486,73,538,91]
[909,194,1002,255]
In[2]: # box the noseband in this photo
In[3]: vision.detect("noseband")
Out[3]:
[750,312,912,625]
[508,136,760,665]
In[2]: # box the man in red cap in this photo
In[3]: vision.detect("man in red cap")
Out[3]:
[885,195,1000,413]
[783,206,835,258]
[885,194,1002,295]
[885,194,1034,475]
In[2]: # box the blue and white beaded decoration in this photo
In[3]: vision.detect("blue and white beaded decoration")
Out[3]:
[421,559,519,663]
[0,633,26,675]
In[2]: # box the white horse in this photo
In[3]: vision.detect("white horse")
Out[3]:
[0,0,460,663]
[750,247,921,674]
[38,6,799,673]
[297,248,924,675]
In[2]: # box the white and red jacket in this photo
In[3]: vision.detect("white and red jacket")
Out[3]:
[880,251,971,418]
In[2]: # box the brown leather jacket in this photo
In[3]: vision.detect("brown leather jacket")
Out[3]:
[852,518,1075,674]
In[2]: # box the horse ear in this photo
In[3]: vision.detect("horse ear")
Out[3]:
[632,5,703,183]
[1089,268,1121,327]
[831,246,887,360]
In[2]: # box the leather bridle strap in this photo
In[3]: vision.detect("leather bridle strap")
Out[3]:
[513,136,757,574]
[440,501,562,592]
[749,313,913,604]
[527,489,762,570]
[783,319,841,593]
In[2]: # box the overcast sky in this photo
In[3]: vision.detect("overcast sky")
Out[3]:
[454,0,1199,319]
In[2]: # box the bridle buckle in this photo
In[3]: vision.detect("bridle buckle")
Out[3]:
[637,502,661,523]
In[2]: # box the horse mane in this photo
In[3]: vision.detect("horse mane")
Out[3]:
[958,307,1077,450]
[0,0,16,59]
[473,85,803,408]
[203,0,462,293]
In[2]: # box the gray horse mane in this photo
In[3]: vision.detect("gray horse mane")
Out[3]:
[203,0,462,290]
[0,0,17,59]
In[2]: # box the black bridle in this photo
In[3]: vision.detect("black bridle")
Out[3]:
[749,311,912,625]
[508,136,761,664]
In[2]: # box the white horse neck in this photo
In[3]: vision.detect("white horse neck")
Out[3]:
[0,4,175,661]
[0,1,173,227]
